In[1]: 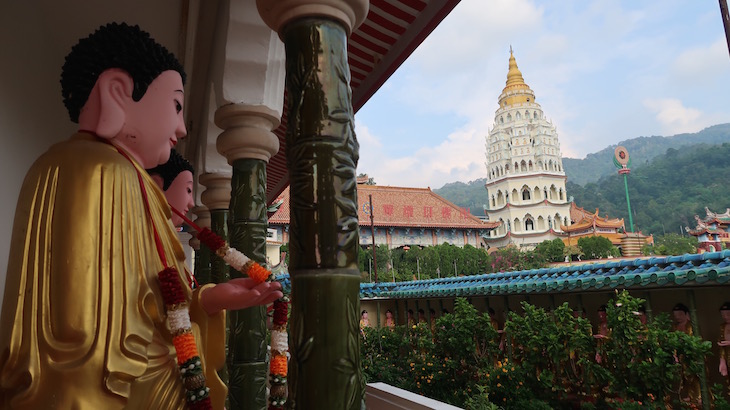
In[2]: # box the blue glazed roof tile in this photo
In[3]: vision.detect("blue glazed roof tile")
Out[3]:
[272,251,730,299]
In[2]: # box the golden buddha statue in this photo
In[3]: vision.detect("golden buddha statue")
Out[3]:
[672,302,702,404]
[718,302,730,392]
[0,23,281,409]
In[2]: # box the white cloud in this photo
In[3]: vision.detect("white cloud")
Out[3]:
[356,119,488,189]
[356,1,730,184]
[670,38,730,87]
[642,98,702,134]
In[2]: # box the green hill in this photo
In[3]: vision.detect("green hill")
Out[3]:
[563,123,730,186]
[434,124,730,220]
[433,178,489,216]
[567,142,730,237]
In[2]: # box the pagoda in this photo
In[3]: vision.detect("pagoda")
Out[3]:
[484,49,571,249]
[686,207,730,252]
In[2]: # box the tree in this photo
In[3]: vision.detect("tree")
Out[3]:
[357,173,376,185]
[577,236,619,259]
[651,233,698,255]
[534,238,566,262]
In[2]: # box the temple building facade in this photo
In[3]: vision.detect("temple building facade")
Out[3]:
[687,207,730,252]
[269,176,500,250]
[484,50,571,249]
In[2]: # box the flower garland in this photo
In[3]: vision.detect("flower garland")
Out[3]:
[268,298,289,409]
[170,207,290,409]
[159,267,212,410]
[113,147,212,410]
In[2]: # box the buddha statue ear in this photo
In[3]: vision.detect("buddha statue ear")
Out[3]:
[78,68,134,139]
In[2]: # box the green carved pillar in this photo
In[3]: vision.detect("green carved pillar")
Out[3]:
[191,206,212,285]
[216,103,282,409]
[256,1,369,408]
[200,173,232,285]
[199,172,233,397]
[228,159,268,409]
[211,210,230,283]
[284,19,363,409]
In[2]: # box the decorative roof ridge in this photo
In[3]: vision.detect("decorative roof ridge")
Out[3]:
[274,250,730,298]
[356,184,434,192]
[705,206,730,220]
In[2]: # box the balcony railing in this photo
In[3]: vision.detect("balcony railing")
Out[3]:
[365,382,463,409]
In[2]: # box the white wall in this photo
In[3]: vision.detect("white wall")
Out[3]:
[0,4,74,298]
[0,0,181,303]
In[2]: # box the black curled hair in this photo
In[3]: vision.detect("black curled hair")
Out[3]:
[61,22,186,123]
[673,303,689,313]
[146,149,194,191]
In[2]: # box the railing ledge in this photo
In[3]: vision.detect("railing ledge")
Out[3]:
[366,382,463,409]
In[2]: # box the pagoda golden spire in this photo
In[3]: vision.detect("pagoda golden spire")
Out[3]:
[498,47,535,107]
[506,47,527,87]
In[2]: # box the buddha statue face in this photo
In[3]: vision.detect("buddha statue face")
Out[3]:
[117,70,187,168]
[162,170,194,227]
[672,309,689,326]
[385,310,393,319]
[721,308,730,324]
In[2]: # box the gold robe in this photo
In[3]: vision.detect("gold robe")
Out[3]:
[0,133,226,409]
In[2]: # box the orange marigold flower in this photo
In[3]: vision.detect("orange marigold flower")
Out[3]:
[247,262,271,284]
[173,333,198,364]
[270,354,288,376]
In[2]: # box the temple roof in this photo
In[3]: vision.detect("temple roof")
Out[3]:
[702,207,730,225]
[275,250,730,299]
[686,211,729,236]
[562,202,625,232]
[269,184,501,230]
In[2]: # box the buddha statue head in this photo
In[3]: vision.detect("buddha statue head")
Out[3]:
[672,303,690,327]
[721,302,730,324]
[61,22,187,168]
[147,149,195,227]
[597,304,607,323]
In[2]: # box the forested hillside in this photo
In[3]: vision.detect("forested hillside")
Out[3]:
[563,123,730,186]
[434,124,730,219]
[567,143,730,236]
[433,178,489,215]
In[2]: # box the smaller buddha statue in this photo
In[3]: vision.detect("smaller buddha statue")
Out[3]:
[417,309,426,324]
[407,309,415,327]
[672,303,693,334]
[360,310,370,329]
[429,308,437,333]
[359,310,370,339]
[718,302,730,385]
[672,302,702,404]
[385,309,395,329]
[593,305,610,364]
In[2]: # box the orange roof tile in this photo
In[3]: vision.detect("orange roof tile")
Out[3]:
[563,202,625,232]
[269,185,500,230]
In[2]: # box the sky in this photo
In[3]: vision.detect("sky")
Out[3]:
[354,0,730,190]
